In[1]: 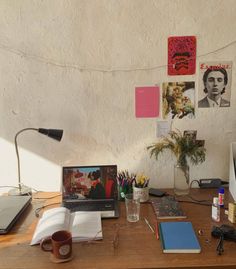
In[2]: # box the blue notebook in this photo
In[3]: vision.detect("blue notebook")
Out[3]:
[159,221,201,253]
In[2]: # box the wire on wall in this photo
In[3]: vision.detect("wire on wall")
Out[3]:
[0,40,235,73]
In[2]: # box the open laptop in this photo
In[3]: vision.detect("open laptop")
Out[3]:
[0,195,31,234]
[61,165,119,218]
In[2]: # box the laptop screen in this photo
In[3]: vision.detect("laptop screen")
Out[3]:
[62,165,118,201]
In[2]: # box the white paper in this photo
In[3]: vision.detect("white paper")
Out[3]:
[229,142,236,201]
[70,211,102,241]
[157,121,171,137]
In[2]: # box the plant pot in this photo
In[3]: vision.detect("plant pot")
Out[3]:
[133,186,149,203]
[174,163,190,196]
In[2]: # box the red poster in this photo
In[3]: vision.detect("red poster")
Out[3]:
[168,36,196,75]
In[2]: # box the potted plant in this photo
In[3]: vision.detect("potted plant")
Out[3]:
[147,129,206,195]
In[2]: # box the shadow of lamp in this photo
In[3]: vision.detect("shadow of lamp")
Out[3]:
[8,128,63,196]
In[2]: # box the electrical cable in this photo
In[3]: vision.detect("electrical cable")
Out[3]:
[176,199,212,206]
[0,40,235,73]
[190,180,200,188]
[0,185,38,192]
[34,202,61,218]
[0,185,25,189]
[175,192,212,206]
[216,230,224,255]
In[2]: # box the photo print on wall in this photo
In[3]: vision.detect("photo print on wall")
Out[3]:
[162,81,195,120]
[198,61,232,108]
[168,36,196,75]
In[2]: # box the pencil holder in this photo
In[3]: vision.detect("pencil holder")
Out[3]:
[133,186,149,203]
[118,184,133,200]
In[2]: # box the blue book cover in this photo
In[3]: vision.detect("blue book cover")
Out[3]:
[159,221,201,253]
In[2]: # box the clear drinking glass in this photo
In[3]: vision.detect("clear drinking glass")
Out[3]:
[125,193,140,222]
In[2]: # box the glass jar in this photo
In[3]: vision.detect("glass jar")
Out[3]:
[174,163,190,195]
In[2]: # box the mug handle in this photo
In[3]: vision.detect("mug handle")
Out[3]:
[40,236,53,252]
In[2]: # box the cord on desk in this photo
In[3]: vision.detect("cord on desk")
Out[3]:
[190,180,200,188]
[216,229,224,255]
[35,202,61,217]
[176,193,212,206]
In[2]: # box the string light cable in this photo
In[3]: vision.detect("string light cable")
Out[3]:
[0,40,235,73]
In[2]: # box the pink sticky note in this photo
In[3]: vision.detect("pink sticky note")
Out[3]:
[135,86,160,118]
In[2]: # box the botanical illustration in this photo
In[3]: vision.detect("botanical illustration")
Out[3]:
[162,81,195,119]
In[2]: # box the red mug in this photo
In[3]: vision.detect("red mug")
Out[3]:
[40,230,72,260]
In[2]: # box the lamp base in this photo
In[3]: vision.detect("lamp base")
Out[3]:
[8,185,32,196]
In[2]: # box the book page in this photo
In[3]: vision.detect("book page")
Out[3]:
[30,207,70,245]
[70,211,102,242]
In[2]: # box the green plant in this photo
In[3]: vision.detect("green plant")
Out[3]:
[147,129,206,167]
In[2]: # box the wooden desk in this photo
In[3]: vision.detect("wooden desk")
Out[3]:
[0,189,236,269]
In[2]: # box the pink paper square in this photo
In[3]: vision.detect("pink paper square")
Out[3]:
[135,86,160,118]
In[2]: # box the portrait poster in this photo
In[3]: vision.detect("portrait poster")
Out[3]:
[168,36,196,75]
[198,62,232,108]
[135,86,160,118]
[162,81,195,119]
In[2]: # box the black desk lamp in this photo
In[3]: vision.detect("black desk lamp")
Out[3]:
[8,128,63,196]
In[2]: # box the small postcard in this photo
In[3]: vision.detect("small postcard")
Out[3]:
[162,81,195,120]
[135,86,160,118]
[183,130,197,141]
[195,140,205,147]
[198,62,232,108]
[157,121,171,137]
[168,36,196,75]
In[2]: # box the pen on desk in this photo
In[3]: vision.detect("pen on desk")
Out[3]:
[144,218,155,233]
[155,221,159,240]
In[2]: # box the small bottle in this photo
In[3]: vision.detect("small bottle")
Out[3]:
[212,197,220,222]
[218,187,224,207]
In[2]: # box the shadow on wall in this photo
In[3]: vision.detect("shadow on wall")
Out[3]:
[0,137,61,193]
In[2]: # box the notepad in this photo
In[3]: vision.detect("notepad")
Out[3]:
[159,221,201,253]
[150,196,186,219]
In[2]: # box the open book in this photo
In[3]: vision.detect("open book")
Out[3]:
[30,207,102,245]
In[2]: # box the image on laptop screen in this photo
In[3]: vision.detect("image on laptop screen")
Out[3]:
[62,165,118,201]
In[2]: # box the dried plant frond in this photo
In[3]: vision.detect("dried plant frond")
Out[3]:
[147,130,206,167]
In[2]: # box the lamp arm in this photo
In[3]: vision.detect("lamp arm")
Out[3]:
[15,128,38,191]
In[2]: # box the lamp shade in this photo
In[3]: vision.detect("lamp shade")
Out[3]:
[38,128,63,141]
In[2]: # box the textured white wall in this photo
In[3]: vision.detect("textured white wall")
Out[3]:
[0,0,236,191]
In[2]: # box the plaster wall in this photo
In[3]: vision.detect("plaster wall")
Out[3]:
[0,0,236,192]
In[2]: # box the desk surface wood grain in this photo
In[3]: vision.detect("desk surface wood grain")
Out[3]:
[0,189,236,269]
